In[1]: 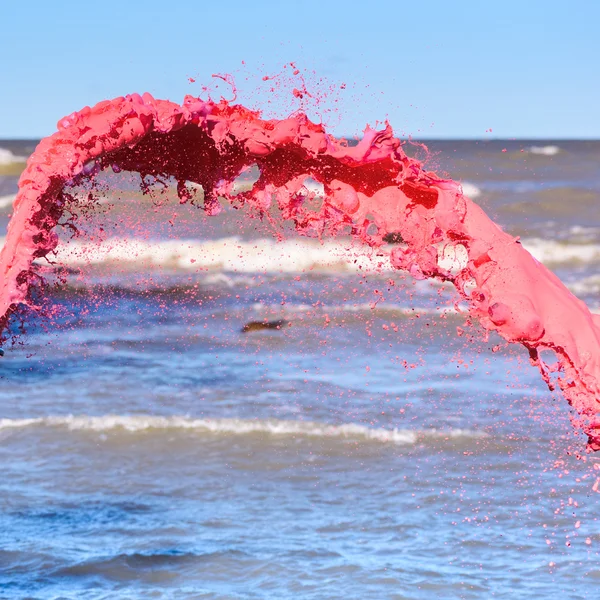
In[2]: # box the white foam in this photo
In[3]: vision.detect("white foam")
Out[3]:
[568,275,600,297]
[0,194,16,209]
[44,236,394,274]
[526,145,561,156]
[251,301,460,316]
[0,148,26,165]
[337,303,461,315]
[566,225,600,243]
[460,182,481,199]
[5,233,599,278]
[16,235,488,276]
[522,238,600,265]
[252,301,313,313]
[0,414,486,445]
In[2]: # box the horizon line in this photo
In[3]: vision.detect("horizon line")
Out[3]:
[2,136,600,143]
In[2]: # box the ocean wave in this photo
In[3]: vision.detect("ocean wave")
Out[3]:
[0,148,26,165]
[0,235,472,276]
[5,233,599,280]
[36,236,394,274]
[0,194,16,210]
[521,238,600,265]
[0,414,487,445]
[53,236,600,271]
[566,225,600,241]
[525,145,561,156]
[252,301,460,316]
[338,303,460,315]
[567,275,600,297]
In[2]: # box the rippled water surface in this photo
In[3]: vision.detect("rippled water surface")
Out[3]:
[1,140,600,599]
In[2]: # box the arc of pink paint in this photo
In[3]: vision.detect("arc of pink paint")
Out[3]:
[1,92,599,449]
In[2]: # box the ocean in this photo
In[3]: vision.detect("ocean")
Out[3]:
[1,138,599,598]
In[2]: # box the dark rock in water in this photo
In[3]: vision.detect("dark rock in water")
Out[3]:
[0,348,4,357]
[242,320,288,333]
[383,232,405,244]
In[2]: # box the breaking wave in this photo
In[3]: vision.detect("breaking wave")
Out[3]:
[522,238,600,266]
[33,236,393,274]
[0,414,487,445]
[5,234,599,275]
[525,145,561,156]
[0,194,16,210]
[0,148,26,165]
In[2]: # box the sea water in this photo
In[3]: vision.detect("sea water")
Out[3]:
[0,138,599,598]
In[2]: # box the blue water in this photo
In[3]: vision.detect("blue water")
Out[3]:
[1,140,600,598]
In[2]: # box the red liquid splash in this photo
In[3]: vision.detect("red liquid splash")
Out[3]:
[1,93,599,450]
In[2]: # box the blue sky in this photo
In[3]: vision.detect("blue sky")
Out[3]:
[2,0,598,138]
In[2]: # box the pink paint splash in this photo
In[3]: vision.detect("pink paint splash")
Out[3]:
[1,93,600,450]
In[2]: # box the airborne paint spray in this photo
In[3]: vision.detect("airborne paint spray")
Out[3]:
[2,92,600,449]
